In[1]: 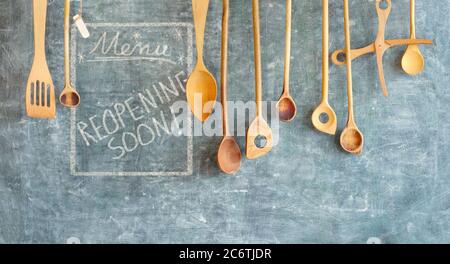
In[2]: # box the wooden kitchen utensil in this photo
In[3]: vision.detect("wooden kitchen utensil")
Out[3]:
[60,0,81,108]
[331,0,432,97]
[312,0,337,135]
[246,0,273,160]
[401,0,425,75]
[26,0,56,119]
[277,0,297,122]
[340,0,364,155]
[217,0,241,174]
[186,0,217,122]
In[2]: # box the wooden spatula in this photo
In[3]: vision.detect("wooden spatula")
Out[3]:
[26,0,56,119]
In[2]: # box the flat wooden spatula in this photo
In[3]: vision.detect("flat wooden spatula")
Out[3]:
[26,0,56,119]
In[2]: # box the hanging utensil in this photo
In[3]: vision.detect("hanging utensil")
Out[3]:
[60,0,81,108]
[340,0,364,155]
[277,0,297,122]
[331,0,432,97]
[26,0,56,119]
[186,0,217,122]
[246,0,273,160]
[401,0,425,75]
[312,0,337,135]
[217,0,241,174]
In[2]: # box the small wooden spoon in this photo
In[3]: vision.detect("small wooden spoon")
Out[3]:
[217,0,241,174]
[312,0,337,135]
[60,0,80,108]
[277,0,297,122]
[340,0,364,155]
[401,0,425,75]
[186,0,217,122]
[246,0,273,160]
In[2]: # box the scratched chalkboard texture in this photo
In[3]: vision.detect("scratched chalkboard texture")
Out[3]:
[0,0,449,243]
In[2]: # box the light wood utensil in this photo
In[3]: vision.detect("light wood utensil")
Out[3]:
[277,0,297,123]
[401,0,425,75]
[246,0,273,160]
[312,0,337,135]
[217,0,241,174]
[60,0,80,108]
[26,0,56,119]
[331,0,432,97]
[340,0,364,155]
[186,0,217,122]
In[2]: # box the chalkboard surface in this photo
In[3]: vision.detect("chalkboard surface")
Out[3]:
[0,0,449,243]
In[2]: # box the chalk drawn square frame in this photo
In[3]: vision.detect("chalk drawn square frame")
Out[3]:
[70,22,194,177]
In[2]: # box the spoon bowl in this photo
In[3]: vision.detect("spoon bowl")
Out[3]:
[401,45,424,75]
[311,102,337,135]
[186,69,217,121]
[217,137,242,174]
[340,126,364,154]
[277,95,297,122]
[60,84,80,108]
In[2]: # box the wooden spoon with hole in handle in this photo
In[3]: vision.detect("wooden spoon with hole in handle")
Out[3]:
[186,0,217,122]
[277,0,297,123]
[340,0,364,155]
[246,0,273,160]
[312,0,337,135]
[401,0,425,75]
[217,0,241,174]
[60,0,80,108]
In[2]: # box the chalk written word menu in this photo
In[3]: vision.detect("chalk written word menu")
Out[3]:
[70,23,193,176]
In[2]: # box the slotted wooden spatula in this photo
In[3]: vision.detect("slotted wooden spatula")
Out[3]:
[26,0,56,119]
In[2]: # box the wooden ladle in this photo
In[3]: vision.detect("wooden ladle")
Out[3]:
[217,0,241,174]
[186,0,217,122]
[401,0,425,75]
[340,0,364,155]
[277,0,297,122]
[60,0,80,108]
[312,0,337,135]
[246,0,273,160]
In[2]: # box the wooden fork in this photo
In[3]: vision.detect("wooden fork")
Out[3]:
[26,0,56,119]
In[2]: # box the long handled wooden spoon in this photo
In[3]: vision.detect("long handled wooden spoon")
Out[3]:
[60,0,80,108]
[217,0,241,174]
[340,0,364,155]
[26,0,56,119]
[246,0,273,160]
[401,0,425,75]
[186,0,217,122]
[312,0,337,135]
[277,0,297,122]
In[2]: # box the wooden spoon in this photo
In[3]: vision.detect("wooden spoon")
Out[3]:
[340,0,364,155]
[60,0,80,108]
[401,0,425,75]
[217,0,241,174]
[312,0,337,135]
[277,0,297,122]
[246,0,273,160]
[186,0,217,122]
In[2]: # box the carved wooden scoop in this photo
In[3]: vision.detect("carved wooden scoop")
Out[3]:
[246,0,273,160]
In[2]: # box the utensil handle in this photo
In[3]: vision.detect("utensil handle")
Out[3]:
[375,0,391,42]
[32,0,48,61]
[322,0,329,102]
[64,0,70,85]
[221,0,230,136]
[192,0,210,67]
[283,0,291,92]
[410,0,416,38]
[252,0,262,117]
[343,0,355,124]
